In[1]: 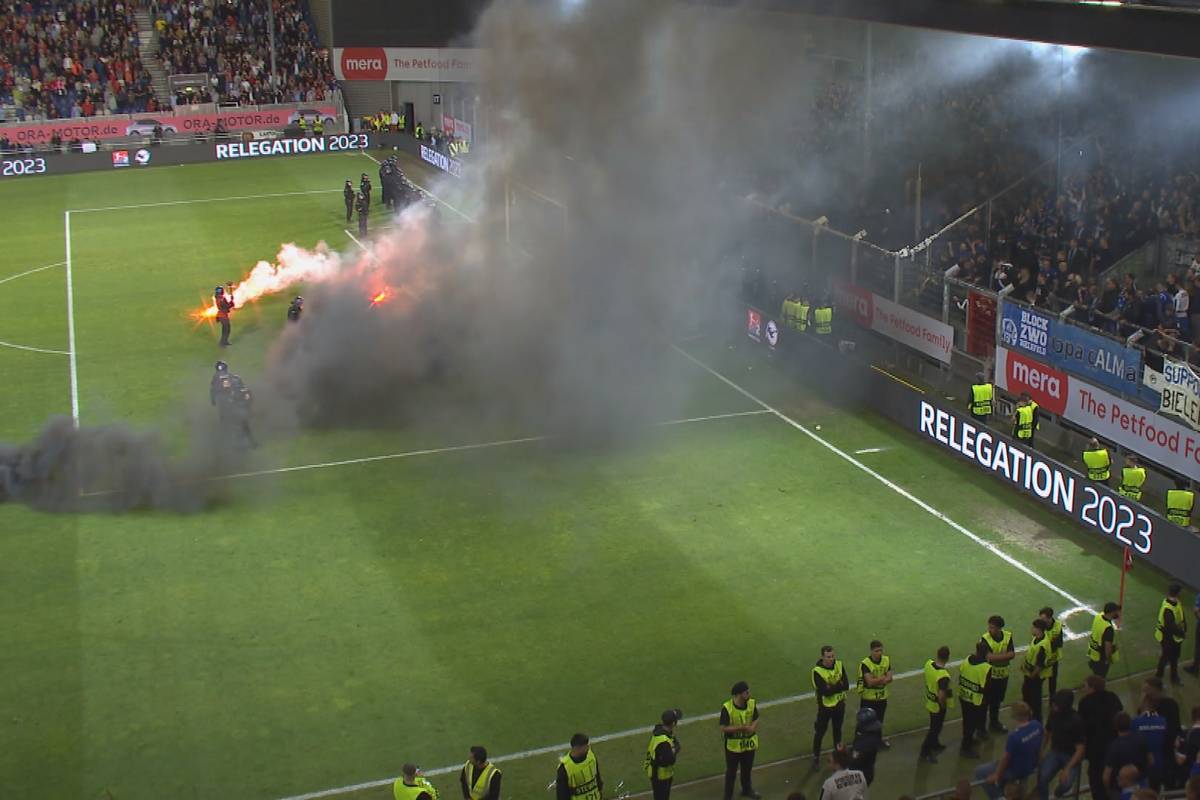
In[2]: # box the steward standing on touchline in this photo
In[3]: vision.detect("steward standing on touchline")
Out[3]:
[1088,602,1122,678]
[856,639,892,748]
[1156,582,1187,686]
[644,709,682,800]
[981,615,1016,733]
[811,645,849,771]
[459,747,500,800]
[1083,438,1111,484]
[719,681,761,800]
[557,733,602,800]
[393,764,439,800]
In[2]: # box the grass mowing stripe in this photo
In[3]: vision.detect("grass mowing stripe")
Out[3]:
[277,618,1094,800]
[69,188,343,214]
[671,343,1097,616]
[64,211,79,424]
[0,261,65,286]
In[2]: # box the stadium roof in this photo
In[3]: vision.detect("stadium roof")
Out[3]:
[710,0,1200,59]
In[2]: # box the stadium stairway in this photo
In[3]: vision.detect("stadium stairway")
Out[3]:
[135,8,173,108]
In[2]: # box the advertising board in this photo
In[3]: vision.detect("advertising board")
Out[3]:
[333,47,480,82]
[833,281,953,364]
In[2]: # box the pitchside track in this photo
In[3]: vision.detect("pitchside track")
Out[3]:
[0,153,1178,800]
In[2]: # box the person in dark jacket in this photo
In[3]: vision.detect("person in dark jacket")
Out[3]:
[343,179,355,222]
[459,746,501,800]
[287,296,303,323]
[1080,675,1125,800]
[356,191,369,237]
[851,705,884,785]
[645,709,681,799]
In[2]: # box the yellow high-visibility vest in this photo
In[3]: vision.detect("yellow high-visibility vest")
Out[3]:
[923,659,955,713]
[1167,489,1194,525]
[461,762,499,800]
[1119,467,1146,501]
[1083,447,1111,481]
[982,629,1014,679]
[813,306,833,335]
[970,383,993,417]
[856,655,890,701]
[1157,598,1187,644]
[722,698,759,752]
[1088,614,1118,664]
[812,660,847,708]
[958,659,990,706]
[559,751,601,800]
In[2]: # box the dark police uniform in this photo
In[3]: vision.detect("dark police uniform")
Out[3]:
[360,174,372,209]
[214,287,234,346]
[356,192,369,237]
[811,657,848,767]
[210,364,234,406]
[220,379,256,449]
[344,180,355,222]
[287,297,303,323]
[850,707,883,785]
[379,161,393,208]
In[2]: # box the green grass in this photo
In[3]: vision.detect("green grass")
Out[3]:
[0,152,1187,800]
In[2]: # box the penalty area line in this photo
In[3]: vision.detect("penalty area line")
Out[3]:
[0,339,71,356]
[68,188,343,214]
[218,409,772,483]
[670,344,1097,617]
[278,627,1091,800]
[0,260,66,286]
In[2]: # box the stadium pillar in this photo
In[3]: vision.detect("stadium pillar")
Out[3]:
[268,7,278,96]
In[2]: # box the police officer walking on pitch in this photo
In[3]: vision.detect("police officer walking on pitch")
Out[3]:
[393,763,439,800]
[920,645,954,763]
[981,615,1016,733]
[556,733,602,800]
[1156,582,1187,685]
[811,645,849,771]
[1088,601,1121,677]
[644,709,681,800]
[356,189,369,238]
[970,372,993,424]
[380,157,393,209]
[459,746,500,800]
[287,296,303,323]
[214,284,234,346]
[1083,438,1111,485]
[856,639,892,748]
[719,681,760,800]
[344,179,355,223]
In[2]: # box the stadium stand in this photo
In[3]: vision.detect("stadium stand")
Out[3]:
[0,0,158,121]
[153,0,336,106]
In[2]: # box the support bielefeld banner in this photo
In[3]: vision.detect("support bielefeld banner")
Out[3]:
[996,345,1200,475]
[1144,358,1200,432]
[833,281,953,364]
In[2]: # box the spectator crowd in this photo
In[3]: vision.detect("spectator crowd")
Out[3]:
[154,0,336,106]
[0,0,158,122]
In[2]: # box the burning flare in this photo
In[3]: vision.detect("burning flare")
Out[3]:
[190,242,344,321]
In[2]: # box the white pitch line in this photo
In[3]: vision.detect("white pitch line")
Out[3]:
[671,344,1096,616]
[64,211,80,425]
[854,447,887,454]
[343,228,368,252]
[69,188,342,214]
[0,339,71,356]
[0,260,66,286]
[279,628,1092,800]
[218,409,772,483]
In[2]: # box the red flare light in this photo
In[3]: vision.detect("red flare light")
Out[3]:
[369,289,389,306]
[190,301,219,323]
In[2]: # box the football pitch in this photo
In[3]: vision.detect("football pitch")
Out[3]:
[0,151,1182,799]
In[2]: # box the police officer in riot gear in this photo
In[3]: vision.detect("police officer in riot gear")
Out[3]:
[210,360,233,406]
[217,373,256,449]
[379,158,393,208]
[344,179,355,222]
[356,190,369,237]
[359,173,372,209]
[287,296,303,323]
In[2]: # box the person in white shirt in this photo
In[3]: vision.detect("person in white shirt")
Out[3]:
[819,749,867,800]
[1175,279,1191,339]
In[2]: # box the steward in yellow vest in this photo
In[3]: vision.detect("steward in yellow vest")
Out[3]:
[393,764,438,800]
[813,301,833,335]
[1021,618,1053,721]
[298,116,307,135]
[919,646,954,763]
[556,734,602,800]
[458,137,469,154]
[969,373,993,422]
[719,681,760,798]
[981,615,1015,733]
[460,748,500,800]
[643,709,681,795]
[1118,455,1146,502]
[796,297,811,332]
[1167,481,1195,527]
[1088,602,1121,677]
[1083,437,1111,482]
[811,646,848,771]
[399,112,407,132]
[782,295,798,329]
[1157,583,1188,684]
[957,642,992,758]
[1013,393,1038,444]
[1038,606,1065,696]
[415,122,424,140]
[856,639,893,744]
[313,116,324,136]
